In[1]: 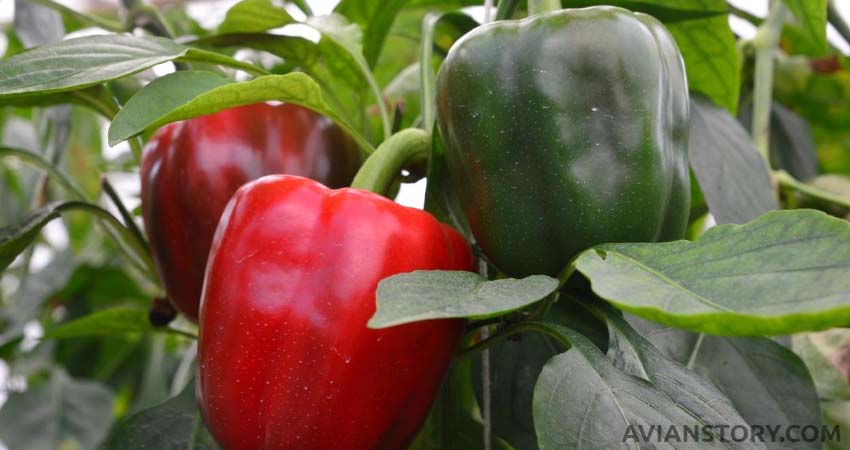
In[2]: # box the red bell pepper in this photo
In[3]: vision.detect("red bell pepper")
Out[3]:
[141,103,360,320]
[197,173,473,450]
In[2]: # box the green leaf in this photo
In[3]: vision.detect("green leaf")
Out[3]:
[0,35,187,100]
[108,72,373,153]
[108,70,230,140]
[44,307,154,339]
[0,369,115,450]
[369,270,558,328]
[473,302,607,450]
[99,380,220,450]
[575,209,850,335]
[218,0,294,34]
[531,323,727,449]
[0,203,61,271]
[189,33,368,125]
[739,101,819,181]
[689,96,778,224]
[667,14,741,113]
[14,0,64,48]
[334,0,411,66]
[782,0,828,55]
[629,315,823,450]
[601,306,767,450]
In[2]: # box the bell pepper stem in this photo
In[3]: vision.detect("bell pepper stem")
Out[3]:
[751,1,788,166]
[527,0,560,15]
[351,129,430,196]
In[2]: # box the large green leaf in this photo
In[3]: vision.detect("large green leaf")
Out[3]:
[575,209,850,335]
[99,380,220,450]
[602,306,767,450]
[0,369,115,450]
[668,13,740,113]
[108,72,372,153]
[217,0,294,34]
[558,0,726,22]
[532,323,727,449]
[369,270,558,328]
[689,96,778,224]
[629,315,823,450]
[0,34,264,102]
[0,35,186,99]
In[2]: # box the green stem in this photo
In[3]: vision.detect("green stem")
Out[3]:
[0,147,89,200]
[495,0,520,20]
[458,320,571,359]
[56,201,156,276]
[727,3,763,26]
[420,13,442,133]
[527,0,561,16]
[751,2,788,167]
[0,146,157,280]
[351,128,430,196]
[181,49,270,77]
[774,170,850,210]
[101,176,149,253]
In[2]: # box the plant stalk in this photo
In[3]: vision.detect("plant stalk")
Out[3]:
[351,129,430,196]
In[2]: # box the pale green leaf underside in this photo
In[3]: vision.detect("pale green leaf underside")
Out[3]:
[576,209,850,336]
[369,270,558,328]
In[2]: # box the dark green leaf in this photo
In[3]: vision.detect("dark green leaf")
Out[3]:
[99,380,220,450]
[369,270,558,328]
[471,301,607,450]
[576,209,850,335]
[689,95,778,224]
[740,101,819,181]
[0,369,115,450]
[629,315,823,450]
[218,0,294,34]
[601,306,767,450]
[532,323,727,449]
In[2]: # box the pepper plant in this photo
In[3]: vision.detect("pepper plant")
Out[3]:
[1,0,850,449]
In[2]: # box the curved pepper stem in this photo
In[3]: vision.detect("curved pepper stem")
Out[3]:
[351,128,430,196]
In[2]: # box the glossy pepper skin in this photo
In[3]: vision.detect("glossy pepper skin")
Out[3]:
[141,103,359,320]
[197,175,473,450]
[436,6,690,277]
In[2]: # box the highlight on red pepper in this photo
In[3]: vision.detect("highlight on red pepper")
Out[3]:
[141,102,360,320]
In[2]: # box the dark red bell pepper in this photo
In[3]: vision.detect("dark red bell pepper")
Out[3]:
[197,174,473,450]
[141,103,360,320]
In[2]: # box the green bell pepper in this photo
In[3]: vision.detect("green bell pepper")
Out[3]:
[436,5,691,277]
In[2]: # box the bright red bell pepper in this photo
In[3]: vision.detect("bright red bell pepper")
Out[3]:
[141,103,360,320]
[197,174,473,450]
